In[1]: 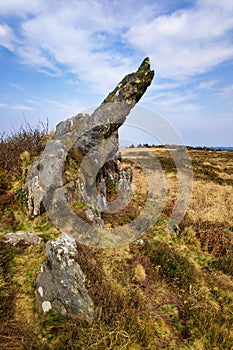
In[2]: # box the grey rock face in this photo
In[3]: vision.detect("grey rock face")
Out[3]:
[77,156,133,227]
[36,233,94,320]
[26,58,154,319]
[24,57,154,226]
[4,231,42,246]
[24,157,44,218]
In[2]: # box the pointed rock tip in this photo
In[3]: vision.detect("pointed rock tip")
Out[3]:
[138,57,154,75]
[139,57,150,68]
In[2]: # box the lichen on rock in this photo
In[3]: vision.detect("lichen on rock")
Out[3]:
[4,231,42,246]
[25,57,154,319]
[24,57,154,227]
[36,233,94,320]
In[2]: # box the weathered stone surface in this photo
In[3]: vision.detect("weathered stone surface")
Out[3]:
[24,57,154,226]
[36,233,94,320]
[82,157,133,226]
[27,58,154,319]
[4,231,42,246]
[26,158,45,217]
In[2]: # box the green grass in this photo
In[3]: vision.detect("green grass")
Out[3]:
[1,138,233,349]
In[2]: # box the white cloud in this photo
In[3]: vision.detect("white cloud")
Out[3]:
[26,99,39,105]
[0,1,158,92]
[42,97,87,117]
[0,1,232,146]
[0,0,233,123]
[125,1,233,78]
[152,81,182,91]
[16,45,61,75]
[217,84,233,95]
[44,98,75,110]
[198,80,218,89]
[146,90,201,113]
[197,0,233,12]
[1,0,233,96]
[213,84,233,109]
[0,102,33,110]
[0,103,7,108]
[0,23,17,50]
[10,104,33,110]
[9,82,25,92]
[0,0,47,16]
[17,3,139,91]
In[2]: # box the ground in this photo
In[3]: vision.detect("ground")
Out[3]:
[0,145,233,349]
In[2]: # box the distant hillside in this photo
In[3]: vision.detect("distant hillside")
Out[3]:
[212,146,233,151]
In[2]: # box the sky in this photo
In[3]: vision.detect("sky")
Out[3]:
[0,0,233,147]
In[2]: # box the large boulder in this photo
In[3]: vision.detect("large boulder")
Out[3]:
[29,58,154,319]
[35,233,94,321]
[24,57,154,226]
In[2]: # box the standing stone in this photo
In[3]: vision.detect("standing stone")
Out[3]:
[24,57,154,226]
[28,58,154,317]
[35,233,94,320]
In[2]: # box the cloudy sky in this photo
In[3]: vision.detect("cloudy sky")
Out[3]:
[0,0,232,146]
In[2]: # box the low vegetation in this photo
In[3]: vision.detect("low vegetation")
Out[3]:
[0,127,233,349]
[0,120,49,180]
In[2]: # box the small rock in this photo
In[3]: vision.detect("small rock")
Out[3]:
[4,231,42,246]
[42,301,52,313]
[137,239,144,245]
[38,287,44,297]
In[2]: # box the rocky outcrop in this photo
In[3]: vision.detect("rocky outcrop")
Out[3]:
[24,57,154,227]
[4,231,42,246]
[35,233,94,320]
[25,58,154,319]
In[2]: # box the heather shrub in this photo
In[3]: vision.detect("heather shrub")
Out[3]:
[0,120,48,179]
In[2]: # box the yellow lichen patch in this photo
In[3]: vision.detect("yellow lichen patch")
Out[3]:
[133,263,146,282]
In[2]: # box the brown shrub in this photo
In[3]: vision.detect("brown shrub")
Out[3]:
[0,211,18,232]
[0,120,49,179]
[0,321,40,350]
[0,193,15,208]
[0,168,9,191]
[144,241,200,290]
[195,221,233,258]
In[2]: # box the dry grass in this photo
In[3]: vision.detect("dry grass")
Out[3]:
[1,141,233,349]
[11,243,46,325]
[189,180,233,225]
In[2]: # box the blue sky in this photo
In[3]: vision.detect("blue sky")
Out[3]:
[0,0,233,146]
